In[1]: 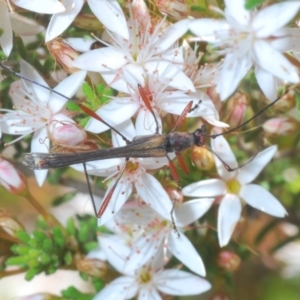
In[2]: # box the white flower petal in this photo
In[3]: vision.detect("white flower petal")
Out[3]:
[12,0,65,14]
[20,60,50,102]
[189,19,230,42]
[64,37,96,52]
[216,52,252,100]
[84,98,139,133]
[224,0,250,27]
[93,276,138,300]
[144,61,196,92]
[135,108,161,135]
[73,48,127,72]
[87,0,129,40]
[124,232,164,273]
[211,134,238,181]
[49,70,87,114]
[135,173,173,220]
[182,179,226,197]
[255,66,278,100]
[218,194,241,247]
[253,40,299,83]
[98,179,133,226]
[175,198,214,227]
[168,231,206,276]
[240,184,287,217]
[112,119,136,147]
[99,234,130,273]
[156,19,190,53]
[155,269,211,295]
[137,287,161,300]
[45,0,84,42]
[10,13,44,36]
[0,3,12,57]
[253,2,300,38]
[271,28,300,52]
[237,145,277,184]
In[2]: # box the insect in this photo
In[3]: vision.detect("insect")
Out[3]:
[0,62,293,220]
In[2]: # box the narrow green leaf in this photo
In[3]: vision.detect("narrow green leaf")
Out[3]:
[245,0,266,10]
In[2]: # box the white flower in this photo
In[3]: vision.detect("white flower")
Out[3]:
[72,120,174,225]
[189,0,300,100]
[85,69,225,135]
[93,250,211,300]
[182,134,287,247]
[100,197,214,277]
[0,60,86,186]
[0,2,45,57]
[73,0,193,92]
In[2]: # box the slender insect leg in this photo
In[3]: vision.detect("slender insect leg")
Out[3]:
[83,162,98,216]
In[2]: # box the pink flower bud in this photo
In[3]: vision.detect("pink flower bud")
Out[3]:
[225,92,248,128]
[217,250,241,272]
[0,209,24,237]
[263,117,298,135]
[0,158,26,194]
[51,122,87,146]
[47,39,80,74]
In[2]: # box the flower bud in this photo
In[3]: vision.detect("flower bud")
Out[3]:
[47,39,80,74]
[191,146,215,171]
[156,0,190,20]
[263,117,298,135]
[51,122,87,146]
[0,158,26,194]
[76,258,107,278]
[0,209,24,237]
[224,92,248,128]
[165,187,183,204]
[217,250,241,272]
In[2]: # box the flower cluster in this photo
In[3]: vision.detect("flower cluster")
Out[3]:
[0,0,299,299]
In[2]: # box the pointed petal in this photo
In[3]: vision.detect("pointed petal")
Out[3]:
[237,145,277,184]
[135,173,173,220]
[49,70,86,113]
[218,194,241,247]
[93,276,138,300]
[175,198,214,227]
[253,2,300,38]
[99,179,132,226]
[45,0,84,42]
[253,40,299,83]
[169,231,206,276]
[155,269,211,295]
[99,234,130,273]
[211,134,238,181]
[271,28,300,52]
[20,60,50,102]
[255,66,278,100]
[64,37,96,52]
[112,119,136,147]
[73,48,127,72]
[85,98,139,133]
[12,0,65,14]
[0,3,12,57]
[189,19,230,42]
[240,184,287,217]
[216,52,252,100]
[156,19,190,52]
[87,0,129,40]
[182,179,226,197]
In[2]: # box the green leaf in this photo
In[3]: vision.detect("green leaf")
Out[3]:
[64,251,73,265]
[62,286,93,300]
[82,82,96,103]
[245,0,266,10]
[66,218,76,236]
[66,101,81,112]
[53,227,65,249]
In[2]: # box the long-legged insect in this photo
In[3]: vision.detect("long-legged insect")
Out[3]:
[0,62,294,220]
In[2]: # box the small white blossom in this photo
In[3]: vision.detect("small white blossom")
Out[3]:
[189,0,300,100]
[183,134,287,247]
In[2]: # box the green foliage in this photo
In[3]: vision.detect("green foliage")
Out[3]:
[245,0,266,10]
[61,286,94,300]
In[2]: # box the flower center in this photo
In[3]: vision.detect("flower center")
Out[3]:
[226,179,241,194]
[125,161,139,173]
[138,266,153,284]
